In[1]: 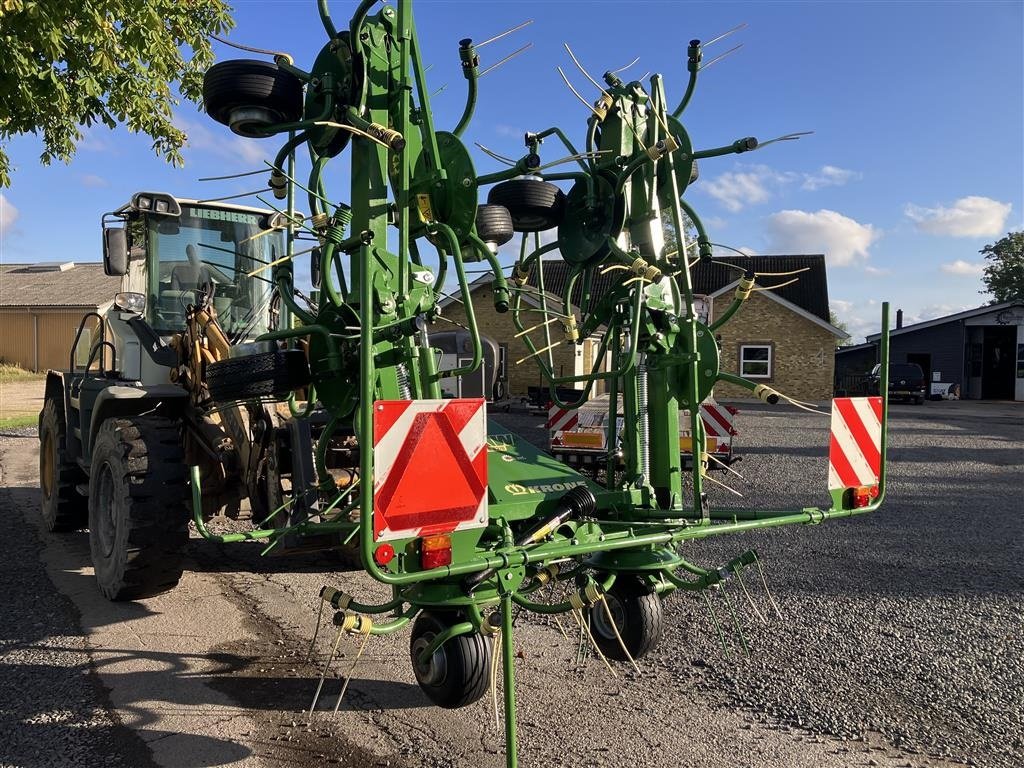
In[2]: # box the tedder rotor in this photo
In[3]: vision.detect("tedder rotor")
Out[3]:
[188,2,892,763]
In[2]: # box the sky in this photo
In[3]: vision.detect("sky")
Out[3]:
[1,0,1021,343]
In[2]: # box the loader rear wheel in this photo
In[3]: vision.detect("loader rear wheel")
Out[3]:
[39,399,88,532]
[88,417,189,601]
[206,349,310,403]
[410,610,491,709]
[589,575,663,661]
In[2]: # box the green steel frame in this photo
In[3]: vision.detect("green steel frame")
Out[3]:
[196,3,890,764]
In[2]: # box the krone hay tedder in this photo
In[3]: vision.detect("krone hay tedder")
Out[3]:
[58,1,893,763]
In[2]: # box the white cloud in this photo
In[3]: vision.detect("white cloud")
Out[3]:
[494,124,525,139]
[764,209,879,266]
[801,165,861,191]
[903,303,973,325]
[174,116,270,167]
[80,174,109,188]
[940,259,986,276]
[0,194,19,235]
[864,265,890,276]
[904,196,1011,237]
[703,165,794,212]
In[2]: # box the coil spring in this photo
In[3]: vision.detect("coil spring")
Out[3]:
[637,362,650,482]
[396,362,412,399]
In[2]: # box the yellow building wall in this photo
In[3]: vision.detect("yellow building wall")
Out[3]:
[0,308,98,372]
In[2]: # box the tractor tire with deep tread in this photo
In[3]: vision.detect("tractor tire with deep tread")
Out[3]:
[203,59,304,134]
[690,159,700,184]
[206,350,310,403]
[589,575,664,662]
[39,398,88,532]
[88,417,190,601]
[474,204,514,246]
[410,610,491,709]
[487,179,566,232]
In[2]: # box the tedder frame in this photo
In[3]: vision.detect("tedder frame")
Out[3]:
[192,1,891,764]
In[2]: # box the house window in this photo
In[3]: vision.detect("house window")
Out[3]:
[740,344,772,379]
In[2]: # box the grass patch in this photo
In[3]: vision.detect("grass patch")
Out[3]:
[0,363,45,384]
[0,413,38,430]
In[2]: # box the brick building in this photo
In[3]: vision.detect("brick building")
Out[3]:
[434,255,847,403]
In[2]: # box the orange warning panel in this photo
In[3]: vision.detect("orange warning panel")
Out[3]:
[372,399,488,542]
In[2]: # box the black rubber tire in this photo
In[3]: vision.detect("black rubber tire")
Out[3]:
[410,610,491,709]
[487,179,566,232]
[203,59,304,133]
[689,159,699,185]
[589,576,664,662]
[475,204,514,246]
[39,398,88,532]
[88,417,189,601]
[206,350,310,403]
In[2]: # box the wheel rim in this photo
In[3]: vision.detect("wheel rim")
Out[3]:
[95,463,117,558]
[412,633,448,686]
[591,593,626,642]
[40,430,54,500]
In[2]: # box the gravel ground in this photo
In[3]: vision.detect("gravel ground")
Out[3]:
[2,401,1019,768]
[0,427,154,768]
[494,401,1024,768]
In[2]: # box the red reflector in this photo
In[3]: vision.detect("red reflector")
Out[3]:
[852,485,877,508]
[421,535,452,570]
[373,543,396,566]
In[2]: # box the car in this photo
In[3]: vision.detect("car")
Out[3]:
[868,362,926,404]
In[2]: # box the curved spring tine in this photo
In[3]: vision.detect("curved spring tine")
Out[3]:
[476,19,534,49]
[699,43,743,72]
[754,130,815,150]
[702,22,748,49]
[479,43,533,77]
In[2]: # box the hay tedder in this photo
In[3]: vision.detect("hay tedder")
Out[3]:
[40,1,890,764]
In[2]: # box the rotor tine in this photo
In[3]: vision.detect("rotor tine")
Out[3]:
[333,626,372,713]
[475,142,519,166]
[701,589,731,658]
[478,42,533,77]
[432,83,448,98]
[734,568,768,625]
[305,597,327,661]
[490,628,502,729]
[719,582,750,657]
[476,19,534,49]
[308,626,344,718]
[754,130,815,150]
[702,22,748,49]
[600,595,641,674]
[197,188,271,204]
[610,55,640,75]
[753,553,784,620]
[198,168,268,182]
[699,43,743,72]
[557,66,602,119]
[572,607,617,677]
[563,43,611,97]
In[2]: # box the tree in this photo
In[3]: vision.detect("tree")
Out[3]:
[980,232,1024,303]
[0,0,233,187]
[829,309,854,346]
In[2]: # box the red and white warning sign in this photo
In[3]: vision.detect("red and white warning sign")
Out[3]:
[699,402,739,439]
[828,396,883,490]
[373,398,488,542]
[546,402,578,434]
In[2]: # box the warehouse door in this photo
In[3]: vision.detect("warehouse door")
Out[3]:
[981,326,1015,399]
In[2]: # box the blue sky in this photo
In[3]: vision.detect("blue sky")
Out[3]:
[1,0,1021,342]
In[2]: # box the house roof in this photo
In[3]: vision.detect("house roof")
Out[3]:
[526,254,833,323]
[866,299,1024,341]
[0,262,119,308]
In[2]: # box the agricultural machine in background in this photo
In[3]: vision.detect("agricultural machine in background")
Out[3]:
[39,1,890,764]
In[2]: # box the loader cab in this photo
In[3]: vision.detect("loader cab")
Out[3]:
[102,192,287,342]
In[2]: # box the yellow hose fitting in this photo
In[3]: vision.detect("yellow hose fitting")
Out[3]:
[754,384,779,403]
[736,276,755,301]
[562,314,579,342]
[366,122,406,152]
[513,262,531,287]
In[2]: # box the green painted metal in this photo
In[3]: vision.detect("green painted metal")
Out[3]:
[195,4,892,765]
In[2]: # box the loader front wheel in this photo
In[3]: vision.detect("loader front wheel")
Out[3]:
[39,399,88,532]
[589,575,663,661]
[410,610,491,709]
[88,417,189,601]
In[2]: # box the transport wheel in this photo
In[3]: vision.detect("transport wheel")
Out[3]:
[88,417,190,601]
[206,350,310,403]
[203,59,304,136]
[689,159,699,184]
[410,610,491,709]
[487,179,566,232]
[39,398,88,532]
[474,204,514,246]
[589,575,663,661]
